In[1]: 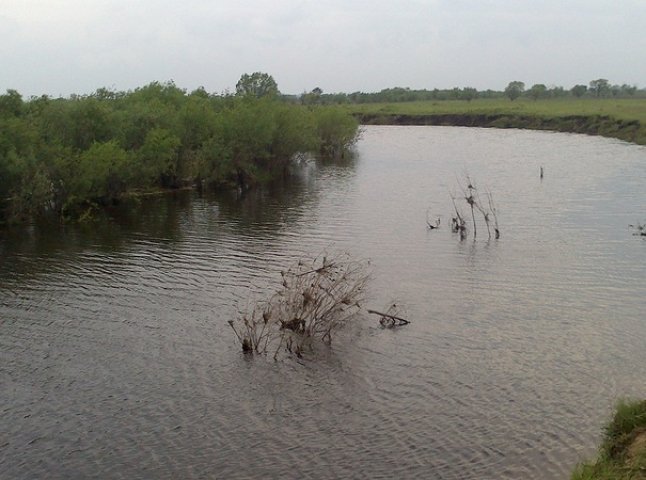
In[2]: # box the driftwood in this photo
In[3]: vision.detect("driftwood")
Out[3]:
[367,309,411,327]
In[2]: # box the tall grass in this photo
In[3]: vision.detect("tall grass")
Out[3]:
[572,399,646,480]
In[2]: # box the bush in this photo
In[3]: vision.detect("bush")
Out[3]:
[228,252,370,358]
[0,80,361,223]
[313,107,360,158]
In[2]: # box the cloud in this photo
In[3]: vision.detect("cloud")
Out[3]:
[0,0,644,96]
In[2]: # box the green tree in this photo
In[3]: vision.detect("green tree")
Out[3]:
[66,98,115,150]
[0,148,27,220]
[589,78,610,98]
[235,72,279,98]
[270,103,317,161]
[0,89,24,117]
[74,141,131,203]
[205,97,278,187]
[136,128,181,186]
[460,87,478,102]
[504,81,525,101]
[130,81,186,108]
[548,86,566,98]
[8,161,54,222]
[313,107,359,158]
[570,84,588,98]
[0,83,360,223]
[528,84,547,101]
[301,87,323,105]
[178,95,218,150]
[611,84,622,97]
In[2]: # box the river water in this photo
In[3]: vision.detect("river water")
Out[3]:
[2,126,646,479]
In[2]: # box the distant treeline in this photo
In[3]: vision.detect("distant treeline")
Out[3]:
[295,79,644,104]
[0,74,358,224]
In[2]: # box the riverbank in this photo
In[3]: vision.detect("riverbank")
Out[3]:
[348,98,646,146]
[572,400,646,480]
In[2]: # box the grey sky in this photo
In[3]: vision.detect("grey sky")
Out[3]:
[1,0,645,97]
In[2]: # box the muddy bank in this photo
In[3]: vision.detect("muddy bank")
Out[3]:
[356,113,646,146]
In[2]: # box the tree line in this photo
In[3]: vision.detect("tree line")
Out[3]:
[0,73,359,224]
[297,79,643,105]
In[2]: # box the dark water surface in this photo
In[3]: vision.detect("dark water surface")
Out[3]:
[2,126,646,479]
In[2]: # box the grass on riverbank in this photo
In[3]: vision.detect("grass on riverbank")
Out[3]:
[346,98,646,124]
[572,399,646,480]
[346,98,646,145]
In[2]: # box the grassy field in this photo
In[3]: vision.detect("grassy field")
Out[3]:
[345,98,646,145]
[346,98,646,123]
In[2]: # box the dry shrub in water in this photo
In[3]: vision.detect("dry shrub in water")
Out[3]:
[448,174,500,240]
[228,252,370,358]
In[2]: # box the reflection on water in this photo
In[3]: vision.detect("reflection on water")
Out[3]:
[1,127,646,479]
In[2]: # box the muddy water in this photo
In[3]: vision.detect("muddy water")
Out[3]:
[2,126,646,479]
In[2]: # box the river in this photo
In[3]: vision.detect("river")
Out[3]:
[2,125,646,479]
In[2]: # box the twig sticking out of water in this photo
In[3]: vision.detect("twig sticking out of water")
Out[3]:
[426,208,440,230]
[368,306,411,328]
[449,174,500,240]
[485,188,500,239]
[449,192,468,240]
[463,176,478,239]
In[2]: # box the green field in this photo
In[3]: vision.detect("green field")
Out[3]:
[345,98,646,145]
[346,98,646,123]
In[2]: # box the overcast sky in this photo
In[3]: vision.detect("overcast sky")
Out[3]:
[1,0,645,97]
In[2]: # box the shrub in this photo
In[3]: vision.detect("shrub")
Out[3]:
[228,252,370,358]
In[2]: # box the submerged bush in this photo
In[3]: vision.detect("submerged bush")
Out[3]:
[228,252,370,358]
[313,107,361,158]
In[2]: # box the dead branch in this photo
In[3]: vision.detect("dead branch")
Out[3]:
[485,188,500,239]
[449,192,467,239]
[367,309,411,327]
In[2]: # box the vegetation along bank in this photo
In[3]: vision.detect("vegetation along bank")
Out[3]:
[348,98,646,146]
[0,73,359,225]
[4,74,646,225]
[572,399,646,480]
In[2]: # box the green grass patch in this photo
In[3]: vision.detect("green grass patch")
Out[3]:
[346,98,646,145]
[572,399,646,480]
[346,98,646,123]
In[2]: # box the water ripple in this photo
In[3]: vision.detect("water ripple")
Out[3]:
[2,127,646,479]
